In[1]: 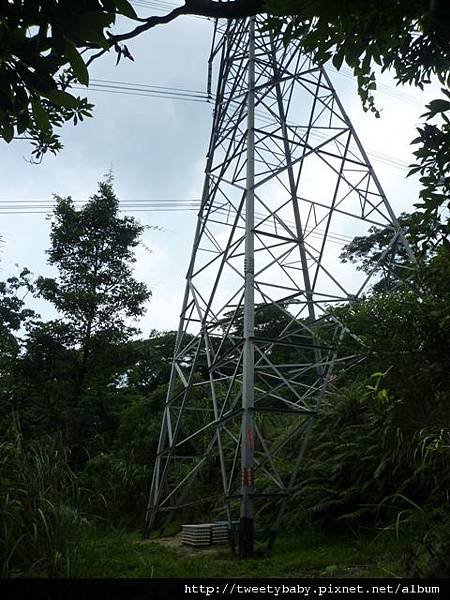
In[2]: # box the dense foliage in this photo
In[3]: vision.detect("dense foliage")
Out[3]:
[1,178,449,576]
[0,0,142,159]
[1,0,449,578]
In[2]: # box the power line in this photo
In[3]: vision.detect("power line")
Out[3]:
[0,208,200,215]
[130,0,180,12]
[0,202,201,204]
[70,76,414,171]
[328,66,425,109]
[91,78,207,97]
[130,0,211,21]
[0,197,356,246]
[0,199,201,204]
[130,1,427,109]
[0,199,202,214]
[73,83,210,103]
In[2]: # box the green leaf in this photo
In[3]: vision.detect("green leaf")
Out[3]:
[41,89,79,109]
[370,372,385,379]
[2,122,14,142]
[16,113,30,134]
[72,12,115,31]
[425,99,450,119]
[31,98,50,130]
[407,165,422,177]
[332,50,344,70]
[64,38,89,86]
[112,0,138,19]
[83,29,110,50]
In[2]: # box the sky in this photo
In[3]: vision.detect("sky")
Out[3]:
[0,3,441,336]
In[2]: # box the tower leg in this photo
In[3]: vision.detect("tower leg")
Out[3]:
[239,16,256,559]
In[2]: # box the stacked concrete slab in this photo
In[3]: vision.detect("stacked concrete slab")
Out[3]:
[182,523,213,546]
[181,521,232,547]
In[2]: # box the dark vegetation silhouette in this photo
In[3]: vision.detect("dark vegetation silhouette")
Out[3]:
[1,0,449,578]
[1,177,450,577]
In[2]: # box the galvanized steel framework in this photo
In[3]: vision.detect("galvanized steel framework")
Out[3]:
[145,16,414,556]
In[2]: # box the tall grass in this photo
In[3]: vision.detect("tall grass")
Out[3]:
[263,375,450,575]
[282,378,450,524]
[0,415,86,577]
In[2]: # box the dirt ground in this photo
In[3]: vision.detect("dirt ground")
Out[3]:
[139,532,231,557]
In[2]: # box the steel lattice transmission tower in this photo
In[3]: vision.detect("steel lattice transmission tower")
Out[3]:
[145,16,414,557]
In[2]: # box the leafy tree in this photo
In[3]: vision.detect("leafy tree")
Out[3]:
[0,268,36,423]
[336,212,450,400]
[338,213,420,292]
[125,331,178,394]
[0,267,35,345]
[409,94,450,252]
[28,176,151,455]
[265,1,450,110]
[37,176,150,374]
[11,320,79,438]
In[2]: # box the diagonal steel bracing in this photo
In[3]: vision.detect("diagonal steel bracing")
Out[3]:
[145,16,415,557]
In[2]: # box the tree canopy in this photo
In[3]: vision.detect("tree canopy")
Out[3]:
[3,177,152,454]
[1,170,450,576]
[36,177,150,345]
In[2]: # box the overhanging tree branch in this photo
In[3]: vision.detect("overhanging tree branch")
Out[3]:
[87,0,266,65]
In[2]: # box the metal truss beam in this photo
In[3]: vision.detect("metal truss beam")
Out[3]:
[144,16,415,557]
